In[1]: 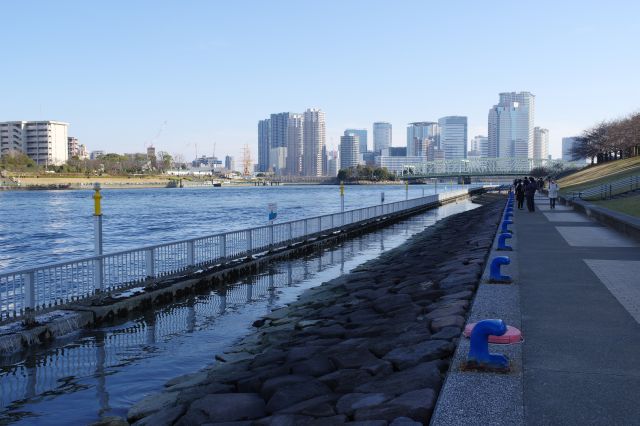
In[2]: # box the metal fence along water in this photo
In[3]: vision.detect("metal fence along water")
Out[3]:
[569,175,640,201]
[0,188,476,321]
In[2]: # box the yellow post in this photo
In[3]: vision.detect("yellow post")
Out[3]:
[340,181,345,213]
[93,183,102,216]
[405,180,409,200]
[340,181,345,196]
[93,182,104,290]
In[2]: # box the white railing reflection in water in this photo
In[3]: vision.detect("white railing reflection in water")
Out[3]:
[0,231,379,408]
[0,188,474,321]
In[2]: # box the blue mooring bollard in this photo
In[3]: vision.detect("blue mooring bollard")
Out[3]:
[501,219,513,233]
[466,319,510,372]
[497,233,513,250]
[490,256,512,283]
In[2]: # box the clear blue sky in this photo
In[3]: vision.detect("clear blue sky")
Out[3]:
[2,0,639,162]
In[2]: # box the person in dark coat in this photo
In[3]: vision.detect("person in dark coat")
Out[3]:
[515,179,525,209]
[525,177,536,212]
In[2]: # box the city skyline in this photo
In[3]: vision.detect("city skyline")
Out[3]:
[1,1,639,163]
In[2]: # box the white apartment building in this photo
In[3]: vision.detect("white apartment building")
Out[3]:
[488,92,535,158]
[0,120,69,165]
[68,136,79,158]
[533,127,549,160]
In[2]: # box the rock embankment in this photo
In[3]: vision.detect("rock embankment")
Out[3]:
[126,195,504,426]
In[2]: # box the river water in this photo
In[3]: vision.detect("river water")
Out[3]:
[0,184,467,272]
[0,188,478,425]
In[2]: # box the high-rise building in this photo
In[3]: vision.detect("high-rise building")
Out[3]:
[488,92,535,158]
[258,119,270,172]
[340,133,360,170]
[269,147,287,174]
[345,129,368,153]
[381,147,407,157]
[533,127,549,160]
[264,112,304,175]
[406,122,438,157]
[469,135,489,158]
[286,114,303,176]
[562,136,583,161]
[225,155,234,171]
[0,121,69,166]
[438,116,468,160]
[303,109,326,176]
[327,150,339,177]
[373,122,392,153]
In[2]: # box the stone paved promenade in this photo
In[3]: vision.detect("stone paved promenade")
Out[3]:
[433,193,640,426]
[519,195,640,425]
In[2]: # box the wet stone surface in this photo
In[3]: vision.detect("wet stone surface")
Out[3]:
[127,196,504,426]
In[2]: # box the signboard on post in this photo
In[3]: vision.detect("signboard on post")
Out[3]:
[268,203,278,222]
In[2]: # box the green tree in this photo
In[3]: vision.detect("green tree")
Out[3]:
[0,151,37,171]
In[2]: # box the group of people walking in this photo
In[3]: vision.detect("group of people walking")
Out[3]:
[513,177,560,211]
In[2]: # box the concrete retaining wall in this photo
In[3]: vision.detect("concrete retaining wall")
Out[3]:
[560,196,640,241]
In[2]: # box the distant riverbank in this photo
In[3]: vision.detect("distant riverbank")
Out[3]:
[0,176,415,191]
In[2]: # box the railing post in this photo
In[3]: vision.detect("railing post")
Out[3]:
[288,222,293,242]
[220,234,227,259]
[187,240,195,266]
[304,219,308,239]
[24,271,36,323]
[145,248,155,279]
[331,214,334,230]
[247,230,253,254]
[269,223,274,247]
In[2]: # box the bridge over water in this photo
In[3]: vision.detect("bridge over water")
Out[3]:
[400,158,584,179]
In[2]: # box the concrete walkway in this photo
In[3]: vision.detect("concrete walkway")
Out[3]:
[517,194,640,425]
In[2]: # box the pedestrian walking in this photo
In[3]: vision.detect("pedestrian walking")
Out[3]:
[525,177,536,212]
[515,179,525,209]
[548,179,559,209]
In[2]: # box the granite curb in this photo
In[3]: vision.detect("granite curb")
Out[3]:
[431,196,524,426]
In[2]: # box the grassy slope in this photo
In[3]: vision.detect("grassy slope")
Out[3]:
[556,157,640,218]
[557,157,640,193]
[592,194,640,218]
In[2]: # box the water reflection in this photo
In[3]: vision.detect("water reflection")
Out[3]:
[0,200,476,425]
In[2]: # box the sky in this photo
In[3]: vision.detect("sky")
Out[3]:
[1,0,639,162]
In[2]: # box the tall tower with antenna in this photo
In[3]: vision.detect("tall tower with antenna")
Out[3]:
[242,144,252,176]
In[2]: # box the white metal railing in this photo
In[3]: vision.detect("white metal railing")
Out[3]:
[568,175,640,201]
[0,187,481,321]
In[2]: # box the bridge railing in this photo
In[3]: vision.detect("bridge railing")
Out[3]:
[0,187,484,322]
[568,175,640,201]
[402,158,585,177]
